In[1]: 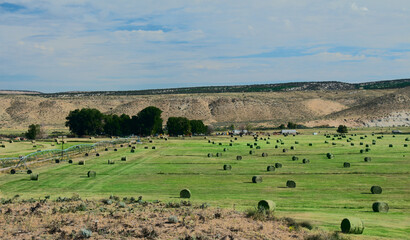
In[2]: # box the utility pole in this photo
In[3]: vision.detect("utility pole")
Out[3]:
[60,135,66,160]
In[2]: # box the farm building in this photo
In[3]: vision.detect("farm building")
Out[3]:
[392,130,402,134]
[280,129,298,135]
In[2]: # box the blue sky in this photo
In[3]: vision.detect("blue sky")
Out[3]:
[0,1,409,92]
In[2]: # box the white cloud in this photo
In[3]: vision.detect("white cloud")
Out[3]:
[351,2,369,12]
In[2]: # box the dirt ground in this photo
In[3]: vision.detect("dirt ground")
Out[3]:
[0,195,328,240]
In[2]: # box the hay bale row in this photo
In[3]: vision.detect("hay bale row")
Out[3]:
[371,186,382,194]
[267,166,275,171]
[286,180,296,188]
[340,217,364,234]
[372,202,389,212]
[180,189,191,198]
[258,200,275,211]
[30,173,39,181]
[252,176,263,183]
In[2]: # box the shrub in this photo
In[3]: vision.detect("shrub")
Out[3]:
[167,215,178,223]
[80,229,92,238]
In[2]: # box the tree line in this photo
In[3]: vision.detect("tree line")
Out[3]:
[65,106,208,137]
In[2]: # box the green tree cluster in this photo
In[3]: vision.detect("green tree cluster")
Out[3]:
[166,118,207,136]
[65,106,163,136]
[25,124,41,140]
[337,125,348,133]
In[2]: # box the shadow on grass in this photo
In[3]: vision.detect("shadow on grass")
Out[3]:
[361,192,372,194]
[243,181,254,184]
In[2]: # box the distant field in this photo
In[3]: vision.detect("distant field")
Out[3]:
[0,129,409,239]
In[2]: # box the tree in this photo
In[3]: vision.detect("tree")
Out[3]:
[287,122,297,129]
[65,108,104,136]
[245,123,252,133]
[190,120,207,135]
[279,124,286,129]
[104,114,122,136]
[25,124,41,140]
[134,106,163,136]
[228,124,235,131]
[337,125,348,134]
[167,117,191,136]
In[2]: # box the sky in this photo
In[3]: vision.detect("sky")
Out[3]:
[0,1,409,92]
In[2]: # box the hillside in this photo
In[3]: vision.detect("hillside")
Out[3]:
[0,84,409,130]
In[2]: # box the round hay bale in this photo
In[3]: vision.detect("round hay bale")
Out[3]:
[10,169,16,174]
[96,153,100,157]
[79,160,85,165]
[219,143,222,145]
[121,157,126,161]
[247,143,250,146]
[340,217,364,234]
[371,186,382,194]
[105,148,108,151]
[132,146,136,149]
[235,137,238,140]
[207,153,213,157]
[256,146,261,149]
[130,149,135,153]
[30,173,39,181]
[108,160,115,165]
[236,156,242,160]
[85,153,89,157]
[286,180,296,188]
[144,146,148,149]
[295,141,299,144]
[365,148,370,152]
[249,150,254,155]
[343,162,350,168]
[372,202,389,213]
[275,145,278,149]
[389,144,393,147]
[152,146,156,149]
[87,171,96,178]
[180,189,191,198]
[216,153,222,157]
[282,149,288,153]
[364,157,372,162]
[326,153,334,159]
[267,166,275,171]
[149,140,152,143]
[302,158,310,164]
[292,156,299,161]
[308,143,313,146]
[55,159,60,163]
[324,141,329,144]
[290,146,295,150]
[252,176,263,183]
[68,159,73,164]
[212,141,215,144]
[208,140,211,143]
[404,144,408,147]
[365,144,370,148]
[27,169,32,174]
[250,145,253,148]
[360,149,364,153]
[223,164,232,170]
[351,143,354,146]
[1,144,5,148]
[229,143,233,146]
[262,152,268,157]
[258,200,276,211]
[360,142,364,145]
[254,143,258,146]
[223,148,227,152]
[266,141,270,144]
[275,163,282,168]
[114,148,118,151]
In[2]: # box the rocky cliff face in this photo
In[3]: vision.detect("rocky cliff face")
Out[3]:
[0,87,409,130]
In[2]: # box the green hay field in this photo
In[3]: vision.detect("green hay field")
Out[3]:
[0,131,409,239]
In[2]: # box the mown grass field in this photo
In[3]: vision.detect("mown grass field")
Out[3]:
[0,130,409,239]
